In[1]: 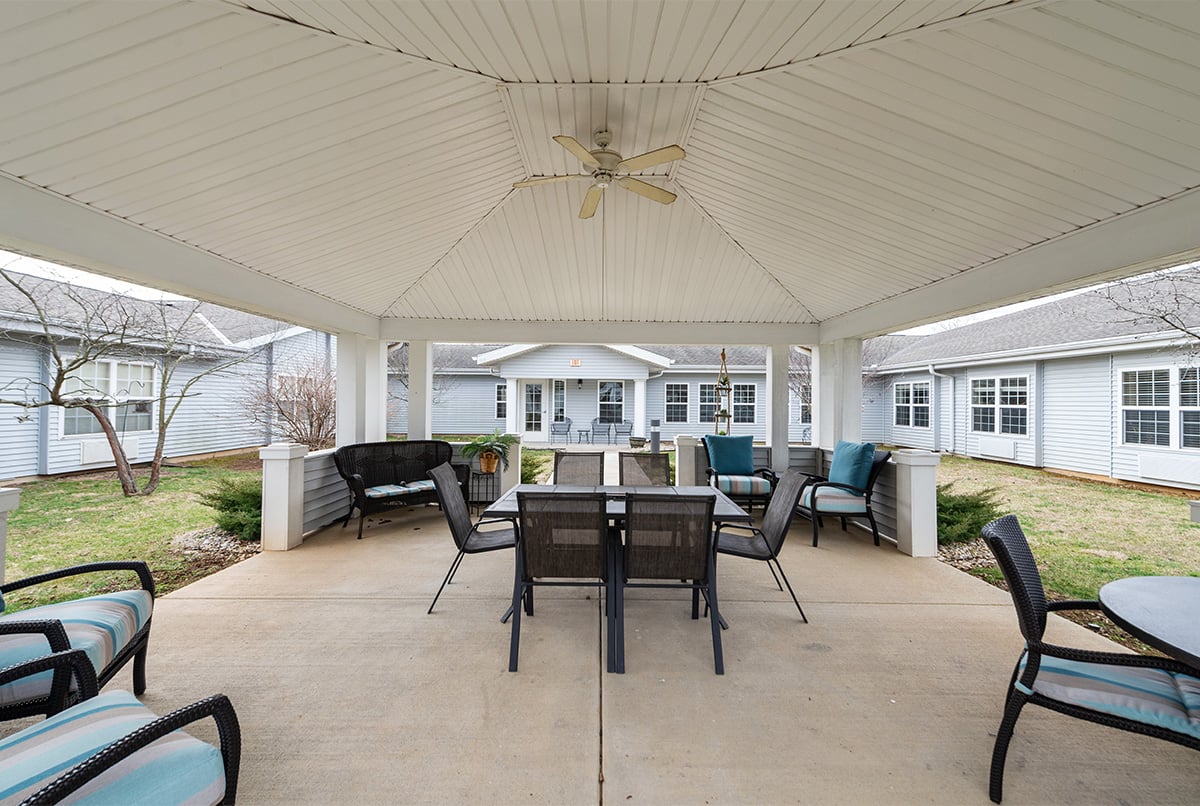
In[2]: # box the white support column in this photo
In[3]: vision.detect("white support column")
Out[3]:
[505,378,519,434]
[675,435,700,486]
[812,338,863,448]
[406,339,433,440]
[498,437,523,494]
[259,443,308,551]
[633,378,647,437]
[893,449,941,557]
[0,488,20,582]
[766,344,791,473]
[336,334,387,445]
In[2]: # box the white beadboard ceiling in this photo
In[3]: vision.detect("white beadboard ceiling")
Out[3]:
[0,0,1198,339]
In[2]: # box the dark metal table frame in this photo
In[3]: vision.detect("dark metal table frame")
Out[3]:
[1098,576,1200,669]
[483,484,751,525]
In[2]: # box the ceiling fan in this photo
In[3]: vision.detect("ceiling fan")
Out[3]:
[512,130,685,219]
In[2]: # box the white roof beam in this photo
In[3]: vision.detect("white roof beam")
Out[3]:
[381,318,819,346]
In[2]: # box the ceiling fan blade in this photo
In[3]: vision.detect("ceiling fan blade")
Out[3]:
[512,175,585,188]
[553,135,601,169]
[579,184,604,219]
[616,144,685,173]
[616,177,677,205]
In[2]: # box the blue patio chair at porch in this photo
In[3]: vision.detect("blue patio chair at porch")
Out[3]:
[701,435,776,515]
[591,418,612,444]
[613,420,633,444]
[796,441,890,547]
[549,417,573,444]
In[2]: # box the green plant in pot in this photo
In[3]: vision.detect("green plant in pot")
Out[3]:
[461,430,519,474]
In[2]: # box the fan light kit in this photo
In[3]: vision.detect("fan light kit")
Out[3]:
[512,130,685,219]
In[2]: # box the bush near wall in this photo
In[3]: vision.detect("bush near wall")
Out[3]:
[936,483,1003,545]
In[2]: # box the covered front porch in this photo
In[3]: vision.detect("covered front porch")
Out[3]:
[138,507,1200,803]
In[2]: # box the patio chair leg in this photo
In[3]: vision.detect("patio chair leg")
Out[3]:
[811,510,820,547]
[133,641,148,696]
[692,586,700,620]
[867,510,881,546]
[707,578,724,675]
[356,513,365,540]
[840,516,848,531]
[772,558,808,623]
[989,689,1029,803]
[427,549,466,614]
[766,560,784,591]
[509,557,526,672]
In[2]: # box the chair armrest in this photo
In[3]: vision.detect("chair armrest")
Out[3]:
[450,463,472,486]
[0,649,99,713]
[1046,599,1101,613]
[753,467,778,483]
[342,472,367,496]
[24,693,242,806]
[714,523,762,539]
[1,561,155,598]
[1030,640,1200,677]
[806,480,869,497]
[0,620,72,653]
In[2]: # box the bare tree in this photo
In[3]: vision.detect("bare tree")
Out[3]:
[0,268,266,496]
[387,343,459,406]
[789,346,812,433]
[1096,264,1200,360]
[245,359,336,450]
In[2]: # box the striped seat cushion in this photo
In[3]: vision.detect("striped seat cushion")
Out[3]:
[0,590,153,707]
[716,476,771,497]
[0,690,226,805]
[364,480,436,499]
[1021,653,1200,739]
[802,486,867,514]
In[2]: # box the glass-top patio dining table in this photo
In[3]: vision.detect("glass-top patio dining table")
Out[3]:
[483,484,752,524]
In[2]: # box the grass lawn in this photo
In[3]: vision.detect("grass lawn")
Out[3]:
[4,454,261,610]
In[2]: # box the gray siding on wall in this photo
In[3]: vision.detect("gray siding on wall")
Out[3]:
[646,373,767,441]
[303,449,349,533]
[0,339,43,479]
[1041,356,1112,476]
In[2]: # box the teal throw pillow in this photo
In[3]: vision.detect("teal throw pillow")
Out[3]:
[706,434,754,475]
[828,440,875,492]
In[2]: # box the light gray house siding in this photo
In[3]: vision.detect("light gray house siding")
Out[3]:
[0,338,43,479]
[887,372,937,451]
[1110,351,1200,490]
[961,362,1038,466]
[645,372,766,442]
[499,345,651,381]
[1041,356,1112,476]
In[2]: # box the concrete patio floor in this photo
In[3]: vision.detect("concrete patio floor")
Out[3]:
[109,507,1199,804]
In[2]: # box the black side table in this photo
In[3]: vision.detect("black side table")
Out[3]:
[470,470,499,513]
[576,430,591,444]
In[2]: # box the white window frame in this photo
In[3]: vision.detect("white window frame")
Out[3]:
[598,380,624,423]
[699,383,717,424]
[971,375,1028,436]
[495,384,506,420]
[894,381,930,429]
[61,358,156,437]
[1121,368,1171,447]
[552,379,566,423]
[1182,368,1200,449]
[664,382,689,423]
[732,383,756,424]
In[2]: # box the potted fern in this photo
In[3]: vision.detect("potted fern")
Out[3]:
[460,430,518,474]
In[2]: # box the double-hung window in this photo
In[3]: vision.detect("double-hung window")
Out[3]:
[894,381,930,428]
[1121,369,1170,446]
[62,359,155,436]
[971,376,1028,435]
[732,383,756,423]
[699,383,718,423]
[1183,369,1200,449]
[665,383,688,423]
[598,381,624,422]
[495,384,507,419]
[553,380,565,422]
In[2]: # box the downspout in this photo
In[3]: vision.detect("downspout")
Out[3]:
[927,364,954,454]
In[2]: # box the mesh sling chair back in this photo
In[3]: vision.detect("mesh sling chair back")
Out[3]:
[797,442,891,547]
[426,462,517,616]
[553,451,605,485]
[0,561,155,721]
[715,468,809,621]
[549,417,573,444]
[591,417,611,444]
[617,452,671,486]
[701,435,776,515]
[0,649,241,805]
[509,492,613,672]
[617,494,722,674]
[980,514,1200,803]
[613,420,634,444]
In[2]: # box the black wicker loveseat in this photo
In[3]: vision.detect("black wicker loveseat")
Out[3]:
[333,440,470,539]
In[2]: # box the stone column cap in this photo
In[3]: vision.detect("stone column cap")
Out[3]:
[891,449,941,467]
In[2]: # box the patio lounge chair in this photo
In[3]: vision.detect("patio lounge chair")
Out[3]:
[549,417,573,444]
[980,514,1200,803]
[591,418,611,444]
[426,463,517,616]
[701,435,776,515]
[618,452,671,485]
[553,451,605,485]
[617,493,722,674]
[0,561,155,721]
[0,649,241,805]
[714,468,808,621]
[509,492,613,672]
[796,441,891,547]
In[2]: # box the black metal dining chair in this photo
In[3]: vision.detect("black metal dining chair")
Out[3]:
[553,451,605,484]
[618,452,671,485]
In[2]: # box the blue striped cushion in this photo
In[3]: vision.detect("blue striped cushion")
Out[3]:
[364,484,409,499]
[716,476,771,496]
[0,591,153,707]
[403,480,436,493]
[802,486,868,515]
[1021,653,1200,738]
[0,690,226,805]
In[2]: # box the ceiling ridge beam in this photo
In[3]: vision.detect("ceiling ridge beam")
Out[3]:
[707,0,1055,88]
[497,86,534,180]
[673,182,818,323]
[669,85,707,184]
[212,0,504,85]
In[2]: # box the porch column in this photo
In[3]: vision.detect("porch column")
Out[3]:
[259,443,308,551]
[633,378,647,437]
[675,435,700,486]
[892,450,941,557]
[505,378,519,434]
[0,488,19,582]
[812,338,863,448]
[407,339,433,440]
[766,344,791,472]
[336,334,387,445]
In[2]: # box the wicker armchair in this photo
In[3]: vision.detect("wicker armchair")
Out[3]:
[0,649,240,805]
[426,462,518,617]
[553,451,605,485]
[618,452,671,485]
[714,469,809,621]
[980,515,1200,803]
[796,442,891,547]
[0,561,155,721]
[617,494,722,674]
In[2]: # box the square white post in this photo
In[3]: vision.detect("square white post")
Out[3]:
[892,449,941,557]
[675,435,700,486]
[766,344,791,473]
[633,378,647,437]
[406,339,433,440]
[505,378,519,435]
[0,488,20,583]
[260,443,308,551]
[336,334,387,445]
[812,338,863,448]
[497,436,523,494]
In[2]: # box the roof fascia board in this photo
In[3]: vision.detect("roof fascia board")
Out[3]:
[873,333,1192,373]
[474,344,541,365]
[237,325,311,350]
[607,344,672,367]
[384,319,819,345]
[820,188,1200,342]
[0,176,380,338]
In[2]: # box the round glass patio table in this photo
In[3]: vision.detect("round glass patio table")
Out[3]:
[1098,576,1200,670]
